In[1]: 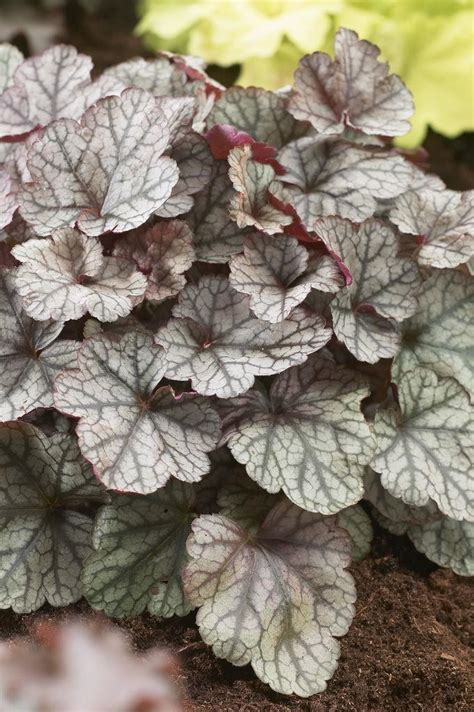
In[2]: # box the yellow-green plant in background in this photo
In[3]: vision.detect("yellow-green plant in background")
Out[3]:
[137,0,474,147]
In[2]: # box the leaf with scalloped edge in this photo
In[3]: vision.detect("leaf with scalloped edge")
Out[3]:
[275,137,414,225]
[393,270,474,395]
[0,170,17,230]
[218,351,374,514]
[156,275,332,398]
[0,43,23,93]
[54,330,220,494]
[372,368,474,522]
[0,421,104,613]
[229,233,344,323]
[289,28,413,138]
[228,145,292,234]
[390,188,474,269]
[103,56,188,96]
[82,480,202,618]
[316,217,421,363]
[0,269,78,422]
[12,230,146,322]
[0,45,94,140]
[207,86,307,149]
[113,220,195,302]
[183,500,356,697]
[337,505,373,561]
[19,89,179,236]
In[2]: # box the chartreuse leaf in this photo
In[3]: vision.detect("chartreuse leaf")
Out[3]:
[54,330,221,494]
[183,500,356,697]
[372,368,474,522]
[0,269,78,421]
[12,229,147,322]
[156,275,332,398]
[82,480,203,618]
[316,217,421,363]
[0,422,104,613]
[289,28,413,137]
[229,233,343,323]
[218,351,374,514]
[365,469,473,576]
[19,89,179,236]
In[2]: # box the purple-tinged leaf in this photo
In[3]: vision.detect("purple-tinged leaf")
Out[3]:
[289,28,413,137]
[156,275,332,398]
[19,89,179,236]
[218,351,374,514]
[205,124,285,174]
[183,501,356,696]
[114,220,195,302]
[229,233,344,322]
[0,422,104,612]
[316,217,421,363]
[390,188,474,269]
[12,229,147,322]
[0,269,78,421]
[276,137,413,225]
[228,145,292,234]
[54,330,221,494]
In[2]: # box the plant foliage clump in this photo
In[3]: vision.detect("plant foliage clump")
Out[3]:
[0,30,472,698]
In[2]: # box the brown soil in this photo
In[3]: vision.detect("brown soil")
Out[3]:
[1,528,472,712]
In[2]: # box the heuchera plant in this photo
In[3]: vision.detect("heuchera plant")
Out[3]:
[0,30,472,698]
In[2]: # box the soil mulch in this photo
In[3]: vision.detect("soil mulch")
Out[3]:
[1,528,472,711]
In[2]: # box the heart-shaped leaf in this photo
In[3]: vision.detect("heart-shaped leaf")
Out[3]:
[218,352,374,514]
[275,137,413,225]
[54,330,221,494]
[0,269,78,421]
[113,220,195,302]
[289,28,413,137]
[12,229,147,322]
[393,269,474,395]
[372,368,474,522]
[390,188,474,269]
[19,89,179,236]
[156,275,332,398]
[183,500,356,696]
[0,421,104,612]
[229,233,343,322]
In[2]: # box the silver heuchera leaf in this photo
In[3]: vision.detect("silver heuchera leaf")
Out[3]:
[228,146,292,234]
[0,169,17,230]
[0,269,78,421]
[183,501,356,697]
[289,28,413,137]
[82,480,199,618]
[207,86,307,148]
[0,43,23,93]
[392,270,474,395]
[0,421,104,613]
[12,229,147,322]
[276,137,414,225]
[218,352,374,514]
[156,275,332,398]
[336,505,373,561]
[390,188,474,269]
[229,233,344,323]
[187,160,248,262]
[19,89,180,236]
[316,217,421,363]
[113,220,195,302]
[371,368,474,522]
[103,56,188,96]
[0,45,93,139]
[54,330,221,494]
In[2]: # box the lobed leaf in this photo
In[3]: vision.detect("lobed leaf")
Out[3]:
[12,229,147,322]
[229,233,344,323]
[0,422,104,613]
[54,330,221,494]
[0,269,78,421]
[19,89,179,236]
[289,28,413,137]
[156,275,332,398]
[218,352,374,514]
[183,501,356,696]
